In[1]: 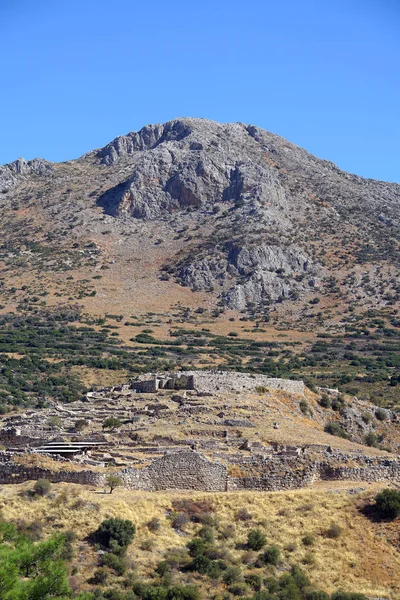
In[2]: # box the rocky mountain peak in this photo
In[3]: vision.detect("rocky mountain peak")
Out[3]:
[0,157,53,193]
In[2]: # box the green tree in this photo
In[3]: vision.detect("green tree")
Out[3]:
[102,417,122,430]
[106,474,123,494]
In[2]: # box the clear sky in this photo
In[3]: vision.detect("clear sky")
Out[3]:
[0,0,399,181]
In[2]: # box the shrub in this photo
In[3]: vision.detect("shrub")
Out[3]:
[91,567,108,585]
[228,583,249,596]
[95,518,136,549]
[236,507,252,522]
[245,573,263,591]
[331,591,367,600]
[364,432,378,447]
[222,566,243,585]
[247,529,266,551]
[325,523,343,539]
[147,517,161,532]
[197,526,215,543]
[141,538,154,551]
[375,408,387,421]
[102,417,122,430]
[375,488,400,519]
[156,560,170,577]
[102,552,127,575]
[259,545,280,566]
[171,512,189,530]
[324,422,348,438]
[187,537,207,557]
[299,400,309,414]
[33,478,51,497]
[319,395,331,408]
[302,533,315,546]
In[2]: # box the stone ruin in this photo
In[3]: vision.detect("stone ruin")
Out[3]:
[129,371,305,395]
[0,369,398,492]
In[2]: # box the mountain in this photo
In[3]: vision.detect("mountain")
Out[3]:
[1,117,398,321]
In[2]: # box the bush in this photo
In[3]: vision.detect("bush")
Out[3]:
[375,408,387,421]
[197,526,215,543]
[375,488,400,519]
[325,523,343,539]
[91,567,108,585]
[102,552,127,575]
[235,507,252,522]
[302,533,315,546]
[259,545,280,566]
[171,513,189,530]
[222,566,242,585]
[33,478,51,497]
[324,422,348,438]
[299,400,309,415]
[245,573,263,591]
[147,517,161,532]
[95,518,136,549]
[319,395,331,408]
[247,529,266,551]
[102,417,122,430]
[228,583,249,596]
[364,432,378,447]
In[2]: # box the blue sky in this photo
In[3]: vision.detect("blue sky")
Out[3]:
[0,0,399,181]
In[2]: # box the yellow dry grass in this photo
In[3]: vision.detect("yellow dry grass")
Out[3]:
[0,481,399,598]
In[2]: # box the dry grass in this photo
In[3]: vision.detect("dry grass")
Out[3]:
[0,481,399,597]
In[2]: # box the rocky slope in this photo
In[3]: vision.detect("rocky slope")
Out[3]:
[0,117,399,318]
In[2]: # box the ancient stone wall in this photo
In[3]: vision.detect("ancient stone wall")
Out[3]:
[130,371,305,396]
[121,451,227,491]
[1,450,400,492]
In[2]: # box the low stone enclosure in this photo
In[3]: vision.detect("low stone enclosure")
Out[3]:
[128,371,305,396]
[1,449,400,492]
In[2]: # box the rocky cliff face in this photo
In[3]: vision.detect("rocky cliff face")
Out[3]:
[1,117,399,314]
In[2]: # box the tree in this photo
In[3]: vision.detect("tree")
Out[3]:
[102,417,122,430]
[106,474,123,494]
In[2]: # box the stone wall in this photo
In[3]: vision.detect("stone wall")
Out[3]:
[1,450,400,492]
[130,371,305,396]
[120,451,227,491]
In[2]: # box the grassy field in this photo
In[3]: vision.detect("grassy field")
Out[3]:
[0,481,399,598]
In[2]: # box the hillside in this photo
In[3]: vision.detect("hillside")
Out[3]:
[0,118,398,410]
[0,119,399,600]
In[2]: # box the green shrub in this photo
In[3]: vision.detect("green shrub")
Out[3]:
[222,566,242,585]
[95,518,136,549]
[375,408,387,421]
[364,432,378,447]
[375,488,400,519]
[324,422,348,438]
[33,478,51,497]
[259,545,280,565]
[299,400,309,414]
[102,552,127,575]
[319,395,331,408]
[302,533,315,546]
[228,582,249,596]
[247,528,266,551]
[147,517,161,533]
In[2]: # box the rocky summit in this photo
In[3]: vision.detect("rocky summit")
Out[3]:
[1,117,399,318]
